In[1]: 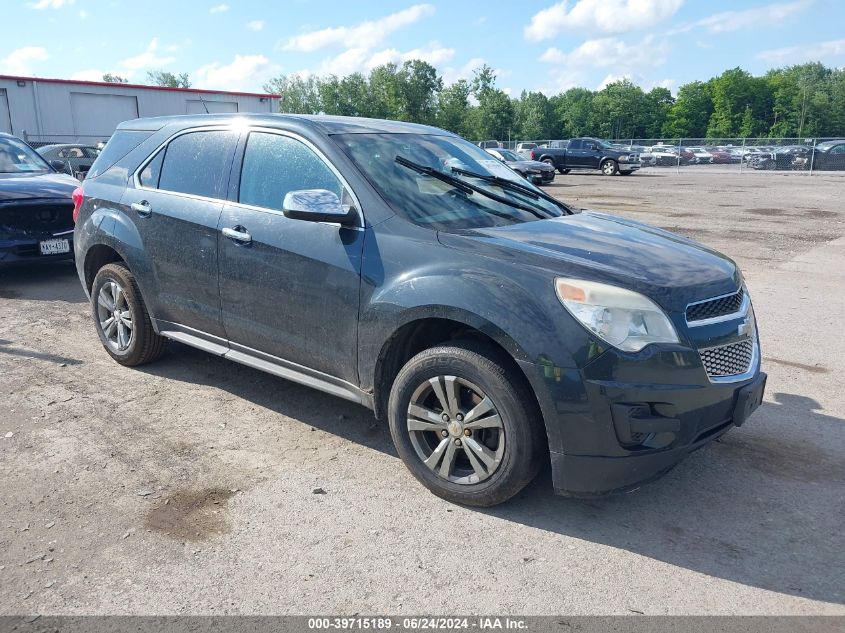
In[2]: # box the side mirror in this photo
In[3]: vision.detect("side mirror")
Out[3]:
[282,189,357,225]
[50,159,68,173]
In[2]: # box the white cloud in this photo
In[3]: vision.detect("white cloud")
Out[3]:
[283,4,435,52]
[696,0,810,33]
[28,0,73,8]
[757,37,845,64]
[70,69,109,81]
[209,4,229,13]
[366,43,455,69]
[120,38,176,71]
[247,20,265,31]
[193,54,281,92]
[539,36,668,94]
[0,46,49,74]
[441,57,487,85]
[525,0,682,40]
[539,36,669,70]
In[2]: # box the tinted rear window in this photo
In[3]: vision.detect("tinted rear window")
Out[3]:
[157,130,238,199]
[87,131,151,179]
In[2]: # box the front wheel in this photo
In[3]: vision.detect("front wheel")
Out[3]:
[601,159,619,176]
[388,343,544,507]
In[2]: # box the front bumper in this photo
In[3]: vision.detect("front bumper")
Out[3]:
[0,235,75,265]
[618,162,640,172]
[519,343,765,496]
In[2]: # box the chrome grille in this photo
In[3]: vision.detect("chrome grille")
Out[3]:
[687,287,744,323]
[699,339,754,378]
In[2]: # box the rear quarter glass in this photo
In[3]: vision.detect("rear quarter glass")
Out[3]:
[86,131,153,180]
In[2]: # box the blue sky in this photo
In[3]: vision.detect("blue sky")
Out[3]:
[3,0,844,95]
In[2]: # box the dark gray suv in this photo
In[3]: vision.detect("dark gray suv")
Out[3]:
[74,114,765,507]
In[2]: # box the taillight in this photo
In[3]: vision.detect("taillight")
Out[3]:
[72,187,84,223]
[530,150,537,160]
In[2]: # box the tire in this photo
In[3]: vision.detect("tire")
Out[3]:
[388,342,544,507]
[601,159,619,176]
[542,158,555,169]
[91,262,166,366]
[558,168,570,175]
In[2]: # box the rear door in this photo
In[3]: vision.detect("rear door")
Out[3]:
[566,139,590,168]
[121,128,239,339]
[216,129,364,384]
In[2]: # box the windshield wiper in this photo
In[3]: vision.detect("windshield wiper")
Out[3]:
[395,156,548,220]
[451,166,571,214]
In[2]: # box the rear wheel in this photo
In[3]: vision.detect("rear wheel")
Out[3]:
[601,159,619,176]
[91,263,166,366]
[558,168,570,175]
[388,343,544,507]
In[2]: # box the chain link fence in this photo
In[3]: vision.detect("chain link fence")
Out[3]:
[485,137,845,175]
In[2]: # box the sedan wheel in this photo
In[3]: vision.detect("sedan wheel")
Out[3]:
[407,376,505,484]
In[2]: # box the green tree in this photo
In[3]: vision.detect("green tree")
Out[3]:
[586,79,650,139]
[469,65,514,141]
[102,73,128,83]
[662,80,713,138]
[552,88,594,138]
[436,79,472,136]
[515,91,553,140]
[706,68,771,138]
[146,70,191,88]
[396,60,442,124]
[264,74,322,114]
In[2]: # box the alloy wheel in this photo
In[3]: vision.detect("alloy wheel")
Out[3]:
[96,280,133,352]
[406,375,505,484]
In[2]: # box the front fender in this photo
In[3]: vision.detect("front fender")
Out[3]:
[356,221,586,393]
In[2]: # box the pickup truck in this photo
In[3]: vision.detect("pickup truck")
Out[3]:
[530,138,640,176]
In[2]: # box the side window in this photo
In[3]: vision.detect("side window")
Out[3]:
[156,130,238,199]
[139,149,164,188]
[238,132,343,211]
[830,144,845,154]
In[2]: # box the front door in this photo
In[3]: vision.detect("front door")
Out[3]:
[217,130,364,384]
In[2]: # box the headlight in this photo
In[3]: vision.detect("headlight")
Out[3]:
[555,278,680,352]
[618,155,629,162]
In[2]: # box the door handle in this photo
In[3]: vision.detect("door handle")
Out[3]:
[131,200,152,218]
[222,226,252,244]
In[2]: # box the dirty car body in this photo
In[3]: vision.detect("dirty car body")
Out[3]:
[74,114,766,506]
[0,133,78,265]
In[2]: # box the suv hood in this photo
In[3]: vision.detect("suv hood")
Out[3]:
[0,172,78,202]
[440,211,739,311]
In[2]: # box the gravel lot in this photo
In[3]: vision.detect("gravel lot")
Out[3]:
[1,170,843,615]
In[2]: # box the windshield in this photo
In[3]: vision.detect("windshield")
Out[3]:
[496,149,524,161]
[0,137,51,174]
[333,133,564,230]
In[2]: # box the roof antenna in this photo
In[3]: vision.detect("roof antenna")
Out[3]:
[198,94,210,114]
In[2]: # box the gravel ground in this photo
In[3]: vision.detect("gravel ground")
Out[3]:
[1,170,843,615]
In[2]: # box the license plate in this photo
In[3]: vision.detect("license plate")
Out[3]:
[39,238,70,255]
[732,372,767,427]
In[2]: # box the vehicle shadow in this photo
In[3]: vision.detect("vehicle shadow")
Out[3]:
[0,261,86,303]
[131,342,845,606]
[485,391,845,606]
[136,342,396,458]
[0,338,84,365]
